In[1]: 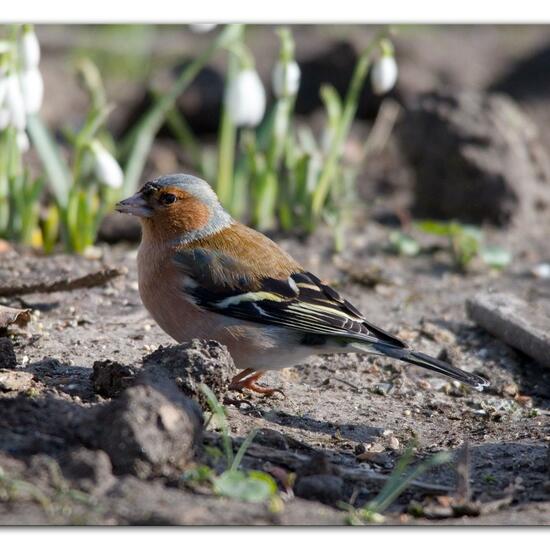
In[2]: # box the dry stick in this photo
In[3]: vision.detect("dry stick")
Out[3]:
[361,99,402,160]
[455,440,471,503]
[0,267,125,297]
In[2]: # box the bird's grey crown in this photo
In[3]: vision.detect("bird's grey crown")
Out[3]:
[150,173,234,245]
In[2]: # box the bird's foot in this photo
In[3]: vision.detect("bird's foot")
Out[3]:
[229,370,285,398]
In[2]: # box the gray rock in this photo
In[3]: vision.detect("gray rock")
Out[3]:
[466,292,550,368]
[87,381,202,478]
[140,339,237,408]
[397,91,550,226]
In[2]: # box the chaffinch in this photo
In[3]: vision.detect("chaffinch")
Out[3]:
[116,174,488,395]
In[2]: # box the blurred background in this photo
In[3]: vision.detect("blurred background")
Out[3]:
[2,24,550,266]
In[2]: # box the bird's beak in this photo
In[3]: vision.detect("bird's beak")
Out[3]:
[116,191,153,218]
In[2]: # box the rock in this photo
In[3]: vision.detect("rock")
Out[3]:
[140,339,237,408]
[86,382,202,478]
[91,360,138,398]
[0,337,17,369]
[387,436,400,451]
[0,369,33,392]
[397,91,550,226]
[467,292,550,368]
[60,448,115,496]
[294,474,344,505]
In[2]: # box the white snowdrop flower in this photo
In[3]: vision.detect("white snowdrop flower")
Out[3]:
[5,73,26,130]
[20,26,40,70]
[532,263,550,279]
[371,55,398,95]
[0,108,10,130]
[91,140,124,189]
[272,60,301,98]
[20,68,44,114]
[16,130,30,152]
[226,68,266,128]
[189,24,217,33]
[0,41,11,54]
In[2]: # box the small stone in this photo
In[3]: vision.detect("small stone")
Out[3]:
[369,442,385,453]
[140,339,237,408]
[354,443,368,455]
[357,451,394,468]
[0,369,33,392]
[467,292,550,369]
[84,381,202,478]
[388,436,400,451]
[91,359,138,398]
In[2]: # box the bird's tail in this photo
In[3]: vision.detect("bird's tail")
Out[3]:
[353,342,489,391]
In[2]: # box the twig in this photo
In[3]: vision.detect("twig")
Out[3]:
[328,377,361,392]
[361,99,402,160]
[0,267,125,297]
[455,441,471,503]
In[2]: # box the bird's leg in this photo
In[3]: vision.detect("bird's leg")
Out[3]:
[229,369,285,397]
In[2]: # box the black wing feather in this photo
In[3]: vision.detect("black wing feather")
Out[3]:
[173,249,406,348]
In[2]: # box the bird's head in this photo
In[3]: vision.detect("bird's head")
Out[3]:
[116,174,232,244]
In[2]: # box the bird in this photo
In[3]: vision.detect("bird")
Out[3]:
[116,173,488,396]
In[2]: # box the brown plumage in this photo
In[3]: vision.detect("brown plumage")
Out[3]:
[116,174,489,395]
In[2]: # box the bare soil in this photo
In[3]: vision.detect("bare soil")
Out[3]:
[0,210,549,524]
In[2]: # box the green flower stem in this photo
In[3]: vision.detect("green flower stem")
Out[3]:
[164,106,204,173]
[216,48,240,209]
[123,24,244,198]
[311,35,383,217]
[0,132,10,235]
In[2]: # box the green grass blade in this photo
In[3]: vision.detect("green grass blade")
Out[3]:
[123,24,244,197]
[231,429,258,472]
[199,383,233,468]
[367,451,452,514]
[26,114,72,208]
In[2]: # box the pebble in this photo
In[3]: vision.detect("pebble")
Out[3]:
[388,436,400,450]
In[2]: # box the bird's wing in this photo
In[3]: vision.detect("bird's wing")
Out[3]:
[173,248,406,348]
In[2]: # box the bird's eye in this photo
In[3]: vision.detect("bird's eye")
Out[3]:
[160,193,177,205]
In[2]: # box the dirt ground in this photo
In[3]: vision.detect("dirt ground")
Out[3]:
[0,25,549,525]
[0,209,549,524]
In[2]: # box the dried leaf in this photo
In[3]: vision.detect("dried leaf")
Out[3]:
[0,305,31,330]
